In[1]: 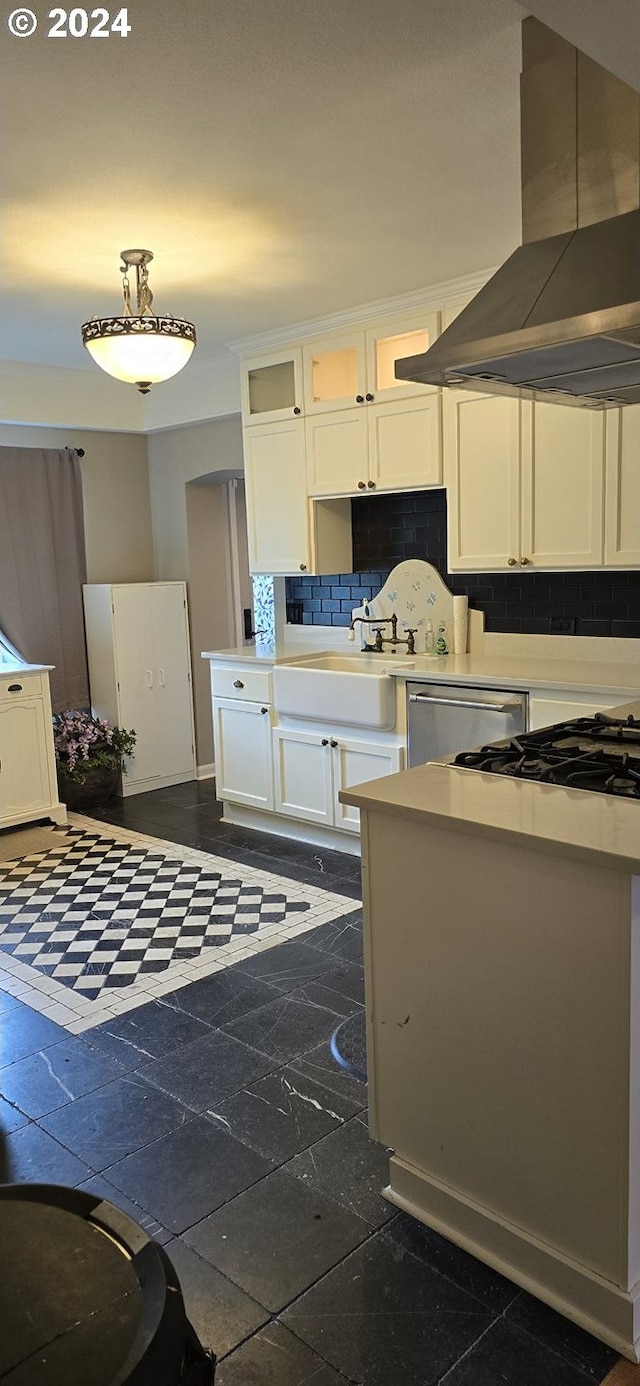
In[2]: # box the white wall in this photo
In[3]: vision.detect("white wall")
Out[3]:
[147,415,246,768]
[0,423,154,583]
[147,415,244,578]
[0,362,145,433]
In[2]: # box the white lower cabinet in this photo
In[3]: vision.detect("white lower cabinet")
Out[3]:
[273,726,404,834]
[213,697,274,810]
[528,688,633,732]
[0,670,66,829]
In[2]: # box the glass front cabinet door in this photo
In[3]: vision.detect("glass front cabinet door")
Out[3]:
[241,348,304,424]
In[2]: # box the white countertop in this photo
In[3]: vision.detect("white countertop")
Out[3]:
[0,661,54,675]
[341,698,640,873]
[202,643,639,697]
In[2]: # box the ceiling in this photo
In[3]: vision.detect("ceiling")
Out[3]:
[1,0,637,378]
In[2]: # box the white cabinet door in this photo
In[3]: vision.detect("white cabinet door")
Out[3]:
[333,737,404,834]
[241,347,304,424]
[108,584,195,792]
[214,698,273,809]
[244,420,311,574]
[149,584,195,780]
[303,333,366,414]
[0,698,52,819]
[306,410,369,497]
[369,394,442,492]
[272,727,334,825]
[445,391,521,570]
[605,407,640,567]
[366,310,440,403]
[521,403,605,568]
[111,586,158,785]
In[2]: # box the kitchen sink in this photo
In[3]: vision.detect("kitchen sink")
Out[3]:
[273,652,414,729]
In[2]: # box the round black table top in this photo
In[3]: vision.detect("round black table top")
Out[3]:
[1,1196,142,1384]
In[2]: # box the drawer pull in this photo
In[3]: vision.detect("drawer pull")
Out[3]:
[7,684,23,693]
[233,678,244,689]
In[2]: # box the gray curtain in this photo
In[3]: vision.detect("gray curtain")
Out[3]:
[0,446,89,712]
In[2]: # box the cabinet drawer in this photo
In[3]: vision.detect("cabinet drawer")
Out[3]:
[210,665,272,703]
[0,673,43,701]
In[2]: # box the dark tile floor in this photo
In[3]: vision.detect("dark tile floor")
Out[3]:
[0,781,620,1385]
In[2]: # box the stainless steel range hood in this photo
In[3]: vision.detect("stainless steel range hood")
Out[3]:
[397,19,640,408]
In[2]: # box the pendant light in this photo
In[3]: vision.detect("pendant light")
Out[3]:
[81,249,196,394]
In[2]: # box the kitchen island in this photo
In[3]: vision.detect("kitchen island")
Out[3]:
[340,702,640,1361]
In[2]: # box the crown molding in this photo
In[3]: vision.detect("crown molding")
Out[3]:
[226,268,496,356]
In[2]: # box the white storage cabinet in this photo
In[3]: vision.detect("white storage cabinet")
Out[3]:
[83,583,196,796]
[0,668,67,829]
[210,662,274,810]
[273,725,404,835]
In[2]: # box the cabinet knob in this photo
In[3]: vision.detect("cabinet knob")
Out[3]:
[507,558,517,567]
[367,480,376,489]
[365,392,374,402]
[299,563,307,571]
[293,406,301,415]
[330,738,338,748]
[355,395,365,404]
[321,738,329,746]
[233,678,244,688]
[520,556,530,566]
[357,480,366,490]
[261,706,269,715]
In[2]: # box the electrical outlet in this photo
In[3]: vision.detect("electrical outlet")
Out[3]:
[549,617,577,634]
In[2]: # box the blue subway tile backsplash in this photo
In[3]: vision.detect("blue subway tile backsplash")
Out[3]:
[285,490,640,637]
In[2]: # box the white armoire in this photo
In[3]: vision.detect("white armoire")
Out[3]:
[83,583,196,796]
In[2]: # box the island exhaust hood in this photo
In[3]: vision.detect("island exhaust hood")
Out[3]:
[397,18,640,407]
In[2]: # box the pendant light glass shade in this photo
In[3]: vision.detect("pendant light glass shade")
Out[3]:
[81,250,196,393]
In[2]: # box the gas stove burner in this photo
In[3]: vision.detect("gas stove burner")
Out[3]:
[453,716,640,798]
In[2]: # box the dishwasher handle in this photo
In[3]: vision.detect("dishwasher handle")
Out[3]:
[408,692,522,714]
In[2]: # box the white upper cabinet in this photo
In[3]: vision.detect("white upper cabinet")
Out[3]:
[305,311,442,498]
[605,406,640,567]
[520,403,605,569]
[302,311,440,414]
[303,332,366,414]
[444,391,522,570]
[444,391,627,573]
[243,419,352,576]
[241,347,304,424]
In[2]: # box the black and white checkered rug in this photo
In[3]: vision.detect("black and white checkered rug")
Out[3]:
[0,818,359,1034]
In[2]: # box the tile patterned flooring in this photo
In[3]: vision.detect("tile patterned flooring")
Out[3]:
[0,817,356,1031]
[0,780,622,1384]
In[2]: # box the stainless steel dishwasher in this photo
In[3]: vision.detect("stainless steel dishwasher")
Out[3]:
[407,681,527,767]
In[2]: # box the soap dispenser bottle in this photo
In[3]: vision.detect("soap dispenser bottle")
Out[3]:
[435,621,449,656]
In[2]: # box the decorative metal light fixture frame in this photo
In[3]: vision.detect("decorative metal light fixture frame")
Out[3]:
[81,249,197,393]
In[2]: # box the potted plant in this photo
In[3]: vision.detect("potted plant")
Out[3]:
[53,710,137,811]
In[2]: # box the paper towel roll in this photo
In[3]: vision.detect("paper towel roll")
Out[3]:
[453,595,468,655]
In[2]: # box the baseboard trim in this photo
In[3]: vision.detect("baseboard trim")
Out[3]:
[197,763,216,780]
[385,1154,640,1363]
[222,803,361,857]
[121,771,196,797]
